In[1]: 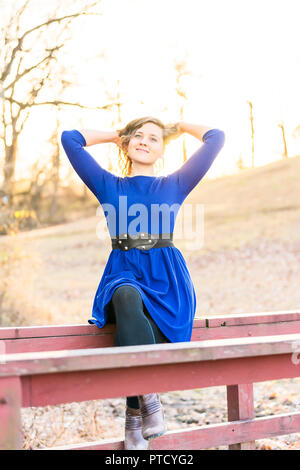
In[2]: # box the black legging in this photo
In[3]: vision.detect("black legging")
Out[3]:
[108,285,170,409]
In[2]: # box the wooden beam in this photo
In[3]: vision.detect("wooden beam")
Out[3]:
[0,377,22,450]
[16,353,299,407]
[1,320,300,353]
[227,384,255,449]
[1,334,300,378]
[46,411,300,451]
[206,311,300,327]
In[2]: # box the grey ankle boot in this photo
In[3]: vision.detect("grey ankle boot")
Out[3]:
[124,406,149,450]
[138,393,166,440]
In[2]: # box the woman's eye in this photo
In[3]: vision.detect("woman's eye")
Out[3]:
[134,134,157,142]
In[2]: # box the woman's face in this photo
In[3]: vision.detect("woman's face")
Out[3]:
[126,122,164,166]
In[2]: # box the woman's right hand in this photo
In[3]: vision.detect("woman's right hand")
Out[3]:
[113,130,122,149]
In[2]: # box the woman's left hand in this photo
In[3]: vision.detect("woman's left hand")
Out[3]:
[113,130,123,149]
[165,122,184,141]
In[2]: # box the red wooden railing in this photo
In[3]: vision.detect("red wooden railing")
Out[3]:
[0,310,300,450]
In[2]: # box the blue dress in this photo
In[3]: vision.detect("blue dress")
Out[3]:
[61,128,225,343]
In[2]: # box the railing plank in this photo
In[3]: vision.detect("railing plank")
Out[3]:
[2,320,300,353]
[0,320,207,341]
[1,334,300,378]
[195,321,300,340]
[46,411,300,450]
[0,324,113,340]
[1,313,300,354]
[16,352,299,407]
[206,310,300,327]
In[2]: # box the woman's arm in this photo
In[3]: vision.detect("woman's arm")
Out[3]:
[178,121,214,142]
[168,122,225,198]
[79,129,120,147]
[61,129,117,202]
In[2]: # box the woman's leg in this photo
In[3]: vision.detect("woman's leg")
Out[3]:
[111,285,170,408]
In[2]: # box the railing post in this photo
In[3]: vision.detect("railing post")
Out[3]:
[0,377,23,450]
[227,383,255,450]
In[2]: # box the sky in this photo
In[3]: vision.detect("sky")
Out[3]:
[1,0,300,183]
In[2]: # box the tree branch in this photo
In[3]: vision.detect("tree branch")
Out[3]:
[9,98,120,111]
[4,44,64,91]
[1,5,102,83]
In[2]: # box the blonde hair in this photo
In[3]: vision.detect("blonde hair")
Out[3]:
[117,116,179,177]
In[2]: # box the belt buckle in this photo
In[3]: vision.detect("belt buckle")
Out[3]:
[135,232,156,251]
[136,238,157,251]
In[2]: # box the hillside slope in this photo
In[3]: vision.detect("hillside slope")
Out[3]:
[182,153,300,254]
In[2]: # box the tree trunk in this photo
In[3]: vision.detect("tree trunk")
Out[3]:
[278,123,288,159]
[49,116,61,219]
[3,144,17,199]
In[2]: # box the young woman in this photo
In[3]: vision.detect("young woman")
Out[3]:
[61,116,225,450]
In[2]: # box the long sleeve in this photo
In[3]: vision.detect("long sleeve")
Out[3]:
[61,129,116,202]
[168,129,225,198]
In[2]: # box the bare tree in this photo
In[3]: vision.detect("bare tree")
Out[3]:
[48,110,62,218]
[0,0,118,203]
[174,56,191,164]
[104,78,123,175]
[278,121,288,159]
[247,100,255,168]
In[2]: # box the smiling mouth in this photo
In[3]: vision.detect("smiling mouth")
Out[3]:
[136,148,149,153]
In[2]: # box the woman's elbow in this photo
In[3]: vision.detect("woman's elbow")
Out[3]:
[61,130,70,145]
[215,129,225,150]
[204,129,225,147]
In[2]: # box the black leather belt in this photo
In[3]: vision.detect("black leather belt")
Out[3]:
[111,233,174,251]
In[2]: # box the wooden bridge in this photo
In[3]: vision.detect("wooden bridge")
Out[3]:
[0,310,300,450]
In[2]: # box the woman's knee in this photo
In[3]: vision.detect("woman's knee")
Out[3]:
[111,286,144,322]
[112,285,142,309]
